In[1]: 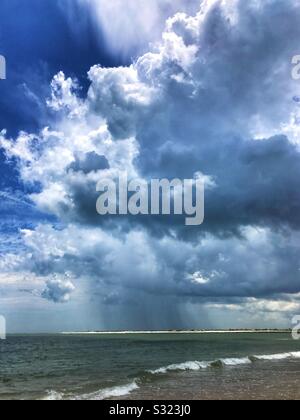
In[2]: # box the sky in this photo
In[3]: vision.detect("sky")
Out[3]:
[1,0,300,333]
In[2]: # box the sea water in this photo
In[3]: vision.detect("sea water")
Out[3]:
[1,332,300,400]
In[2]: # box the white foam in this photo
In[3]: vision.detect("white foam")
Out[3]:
[74,381,139,400]
[149,357,252,374]
[254,353,292,361]
[149,361,210,374]
[220,357,252,366]
[43,390,64,400]
[149,350,300,376]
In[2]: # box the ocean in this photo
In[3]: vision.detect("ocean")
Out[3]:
[1,332,300,400]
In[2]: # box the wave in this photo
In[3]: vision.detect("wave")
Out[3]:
[43,390,64,401]
[42,381,139,401]
[219,357,252,366]
[149,361,211,374]
[252,351,300,361]
[148,352,300,375]
[149,357,252,374]
[74,381,139,400]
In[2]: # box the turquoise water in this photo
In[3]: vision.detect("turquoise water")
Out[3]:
[1,333,300,400]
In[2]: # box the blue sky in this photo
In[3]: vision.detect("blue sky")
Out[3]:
[0,0,121,260]
[1,0,300,332]
[0,0,125,134]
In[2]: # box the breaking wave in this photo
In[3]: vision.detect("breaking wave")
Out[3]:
[149,361,211,374]
[148,352,300,375]
[252,351,300,361]
[74,381,139,400]
[43,390,64,401]
[43,381,139,401]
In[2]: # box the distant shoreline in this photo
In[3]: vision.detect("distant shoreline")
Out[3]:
[62,329,291,335]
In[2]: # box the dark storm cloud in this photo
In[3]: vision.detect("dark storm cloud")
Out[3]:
[68,152,110,174]
[52,0,300,239]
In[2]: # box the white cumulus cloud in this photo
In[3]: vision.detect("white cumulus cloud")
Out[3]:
[42,274,75,303]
